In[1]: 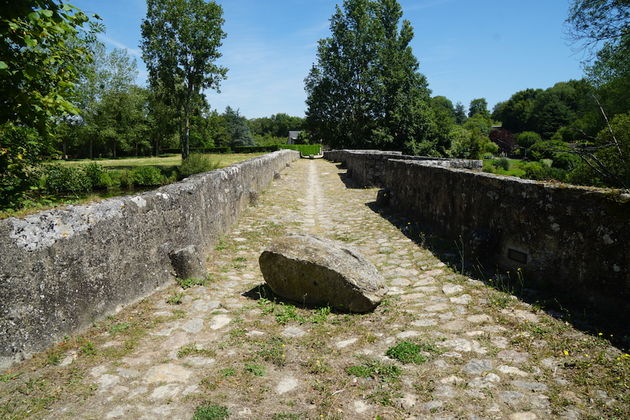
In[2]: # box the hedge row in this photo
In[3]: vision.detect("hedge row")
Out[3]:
[161,144,322,156]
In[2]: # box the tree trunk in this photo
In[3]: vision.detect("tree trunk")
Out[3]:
[182,104,190,160]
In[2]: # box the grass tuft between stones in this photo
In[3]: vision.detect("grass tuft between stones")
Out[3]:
[346,359,401,382]
[176,277,208,289]
[192,403,229,420]
[385,341,440,364]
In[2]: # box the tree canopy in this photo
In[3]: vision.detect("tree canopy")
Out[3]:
[141,0,227,159]
[305,0,436,153]
[0,0,100,206]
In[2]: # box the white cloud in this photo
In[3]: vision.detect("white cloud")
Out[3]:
[97,33,142,57]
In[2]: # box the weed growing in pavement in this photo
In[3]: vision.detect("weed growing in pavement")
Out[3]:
[176,277,208,289]
[385,341,440,365]
[345,358,401,382]
[166,292,184,305]
[258,337,287,367]
[192,403,229,420]
[244,363,266,376]
[177,344,215,359]
[257,298,332,325]
[109,322,131,334]
[220,368,236,377]
[79,341,96,356]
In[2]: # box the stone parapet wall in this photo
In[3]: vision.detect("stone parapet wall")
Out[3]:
[324,149,482,186]
[392,158,629,317]
[0,150,299,368]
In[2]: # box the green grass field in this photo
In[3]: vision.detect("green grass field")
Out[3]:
[59,153,265,171]
[482,158,527,178]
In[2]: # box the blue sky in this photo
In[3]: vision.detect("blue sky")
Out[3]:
[72,0,585,118]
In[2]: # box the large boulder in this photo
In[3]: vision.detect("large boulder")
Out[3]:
[259,233,387,312]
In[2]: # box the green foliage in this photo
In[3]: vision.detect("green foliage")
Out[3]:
[166,292,184,305]
[346,359,402,381]
[468,98,490,118]
[517,131,542,149]
[494,157,511,171]
[0,1,99,206]
[258,337,287,367]
[109,322,131,334]
[192,404,229,420]
[570,111,630,188]
[141,0,227,158]
[305,0,436,152]
[493,80,596,140]
[176,277,208,289]
[280,144,322,156]
[118,170,134,189]
[244,363,265,376]
[79,341,96,355]
[450,114,498,158]
[386,341,427,364]
[254,134,287,147]
[177,344,215,359]
[42,164,93,195]
[131,166,165,187]
[82,163,112,189]
[220,368,236,377]
[522,161,566,181]
[454,102,468,124]
[0,126,48,207]
[593,112,630,188]
[178,154,221,179]
[249,113,305,138]
[223,106,254,147]
[528,140,566,161]
[566,0,629,51]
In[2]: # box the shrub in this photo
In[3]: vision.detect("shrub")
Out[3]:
[178,154,221,179]
[118,170,133,189]
[552,152,580,170]
[522,161,566,181]
[280,144,322,156]
[232,145,280,153]
[42,164,92,195]
[517,131,542,149]
[493,157,511,171]
[131,166,165,187]
[83,163,113,190]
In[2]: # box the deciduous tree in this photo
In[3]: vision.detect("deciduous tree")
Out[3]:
[305,0,435,153]
[0,0,99,206]
[141,0,227,159]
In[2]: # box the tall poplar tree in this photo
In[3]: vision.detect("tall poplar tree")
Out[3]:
[305,0,436,152]
[141,0,227,159]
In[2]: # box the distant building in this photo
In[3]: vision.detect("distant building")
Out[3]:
[288,131,302,145]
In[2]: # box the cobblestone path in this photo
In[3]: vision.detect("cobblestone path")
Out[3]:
[1,159,628,419]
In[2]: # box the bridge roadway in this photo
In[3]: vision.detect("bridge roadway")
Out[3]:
[1,159,626,419]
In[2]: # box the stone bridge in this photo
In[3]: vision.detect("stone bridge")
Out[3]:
[0,158,627,419]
